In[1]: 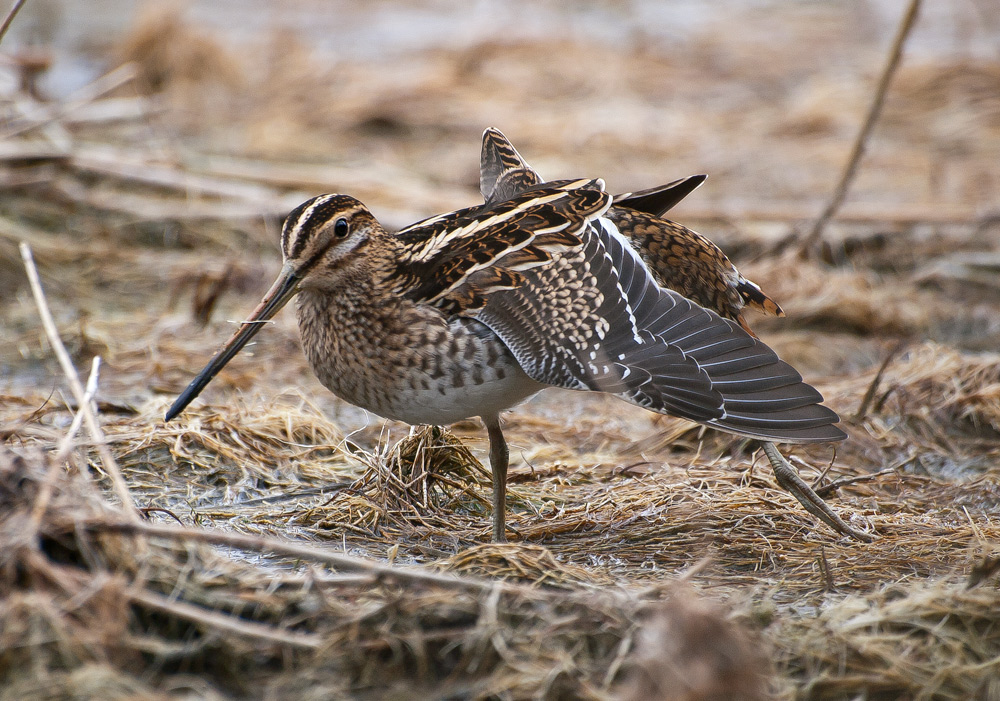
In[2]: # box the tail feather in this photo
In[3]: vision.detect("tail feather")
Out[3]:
[736,278,784,318]
[614,174,707,217]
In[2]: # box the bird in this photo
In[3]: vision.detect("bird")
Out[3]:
[165,135,846,544]
[479,127,869,541]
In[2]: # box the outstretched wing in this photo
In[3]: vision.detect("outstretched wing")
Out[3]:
[479,129,786,340]
[473,215,845,443]
[472,129,843,442]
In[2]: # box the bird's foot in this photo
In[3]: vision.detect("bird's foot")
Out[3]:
[761,442,874,542]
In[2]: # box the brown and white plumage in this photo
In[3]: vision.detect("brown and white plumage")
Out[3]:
[479,128,868,540]
[467,179,841,443]
[166,137,845,543]
[481,127,784,336]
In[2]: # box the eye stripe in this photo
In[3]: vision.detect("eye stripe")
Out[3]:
[287,195,338,259]
[281,194,363,259]
[283,196,326,258]
[299,235,368,277]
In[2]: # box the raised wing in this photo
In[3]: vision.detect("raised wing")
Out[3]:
[480,127,543,206]
[473,214,845,443]
[473,128,843,442]
[480,128,784,331]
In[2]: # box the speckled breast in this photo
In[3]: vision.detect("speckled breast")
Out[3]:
[295,288,543,425]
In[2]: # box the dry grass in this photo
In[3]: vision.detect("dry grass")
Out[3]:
[0,447,771,701]
[774,583,1000,699]
[4,373,1000,698]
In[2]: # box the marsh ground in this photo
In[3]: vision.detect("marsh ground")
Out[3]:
[2,1,1000,698]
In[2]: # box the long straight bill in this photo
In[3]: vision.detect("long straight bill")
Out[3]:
[164,264,299,421]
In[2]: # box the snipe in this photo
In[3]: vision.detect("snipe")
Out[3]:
[166,134,847,543]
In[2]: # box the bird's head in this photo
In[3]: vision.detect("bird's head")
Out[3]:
[164,193,381,421]
[279,194,383,290]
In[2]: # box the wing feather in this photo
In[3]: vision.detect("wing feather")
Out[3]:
[470,130,845,443]
[474,212,845,443]
[389,181,610,313]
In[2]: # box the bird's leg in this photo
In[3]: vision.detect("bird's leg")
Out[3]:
[761,441,873,542]
[485,418,509,543]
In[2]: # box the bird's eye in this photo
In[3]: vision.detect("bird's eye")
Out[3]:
[333,217,349,238]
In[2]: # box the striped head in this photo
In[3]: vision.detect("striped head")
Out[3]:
[163,193,384,422]
[280,194,384,290]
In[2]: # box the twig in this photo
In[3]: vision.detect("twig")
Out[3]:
[808,450,837,491]
[137,507,185,525]
[0,63,140,141]
[684,201,980,226]
[33,551,322,649]
[855,341,907,420]
[128,587,322,650]
[817,546,837,592]
[19,242,139,521]
[70,143,299,203]
[799,0,922,256]
[0,0,28,46]
[191,483,353,511]
[28,357,102,532]
[50,180,301,223]
[92,520,503,595]
[813,468,897,499]
[51,357,102,465]
[61,96,160,126]
[0,142,69,162]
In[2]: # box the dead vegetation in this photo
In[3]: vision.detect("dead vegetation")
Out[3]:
[2,2,1000,699]
[0,446,772,701]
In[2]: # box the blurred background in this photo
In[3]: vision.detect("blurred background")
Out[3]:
[4,0,999,212]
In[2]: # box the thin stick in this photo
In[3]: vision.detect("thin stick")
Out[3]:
[128,587,323,650]
[31,553,322,649]
[0,0,28,46]
[855,341,907,420]
[19,242,139,521]
[0,63,139,141]
[51,357,101,465]
[28,357,102,532]
[813,468,898,499]
[799,0,922,254]
[818,546,836,592]
[93,520,503,595]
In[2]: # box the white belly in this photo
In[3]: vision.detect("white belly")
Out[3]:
[374,357,543,425]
